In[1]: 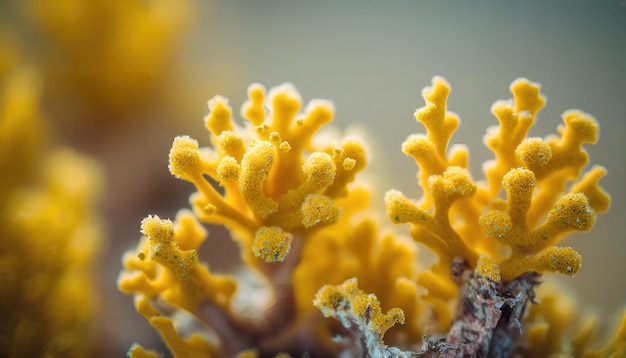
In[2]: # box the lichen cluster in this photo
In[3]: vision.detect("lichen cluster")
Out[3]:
[385,77,610,329]
[167,83,367,269]
[119,78,622,357]
[119,83,379,356]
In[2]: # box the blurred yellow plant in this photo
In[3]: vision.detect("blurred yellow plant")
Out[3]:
[524,284,626,357]
[26,0,191,115]
[0,67,104,357]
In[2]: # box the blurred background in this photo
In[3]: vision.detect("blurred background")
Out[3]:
[1,0,625,356]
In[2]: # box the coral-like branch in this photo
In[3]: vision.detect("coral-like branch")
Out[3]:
[166,83,367,272]
[314,278,411,357]
[386,76,609,329]
[120,78,613,357]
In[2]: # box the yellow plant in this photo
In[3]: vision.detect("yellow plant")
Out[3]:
[0,67,104,357]
[119,83,382,356]
[167,83,367,269]
[385,76,610,331]
[119,78,619,357]
[26,0,191,115]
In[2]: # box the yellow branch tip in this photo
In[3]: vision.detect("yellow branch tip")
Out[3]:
[205,95,234,136]
[169,136,202,181]
[141,215,198,280]
[216,156,240,183]
[539,246,582,276]
[385,189,426,224]
[240,141,278,218]
[302,152,336,189]
[313,278,405,343]
[547,193,594,232]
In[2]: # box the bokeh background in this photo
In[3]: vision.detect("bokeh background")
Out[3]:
[2,0,625,356]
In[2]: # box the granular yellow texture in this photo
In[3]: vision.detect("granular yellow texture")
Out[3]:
[119,83,380,356]
[314,278,406,343]
[167,83,367,271]
[293,187,424,344]
[118,212,234,357]
[385,76,609,331]
[120,78,613,356]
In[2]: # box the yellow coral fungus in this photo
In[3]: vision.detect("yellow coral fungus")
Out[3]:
[477,256,502,282]
[293,188,424,344]
[119,211,236,312]
[300,193,340,228]
[169,135,204,182]
[525,286,626,358]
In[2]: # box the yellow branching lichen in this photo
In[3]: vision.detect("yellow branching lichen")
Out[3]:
[386,76,610,331]
[120,211,237,357]
[142,216,198,280]
[127,343,159,358]
[166,83,366,268]
[476,256,502,282]
[314,278,405,343]
[300,193,340,228]
[119,83,377,356]
[294,188,424,343]
[119,211,237,312]
[120,79,613,357]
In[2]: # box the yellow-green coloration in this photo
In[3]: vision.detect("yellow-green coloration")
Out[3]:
[0,67,103,356]
[314,278,406,343]
[385,76,609,331]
